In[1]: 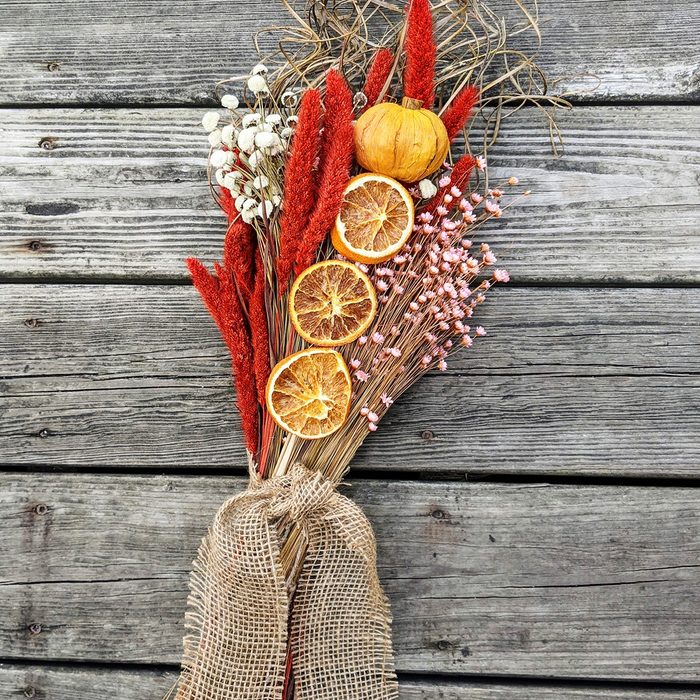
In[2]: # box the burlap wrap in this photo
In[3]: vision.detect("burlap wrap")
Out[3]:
[168,463,398,700]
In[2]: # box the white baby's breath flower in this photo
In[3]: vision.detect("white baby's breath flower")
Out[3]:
[214,168,226,187]
[209,149,228,168]
[244,182,254,197]
[221,124,236,147]
[237,126,258,154]
[207,129,222,148]
[254,131,281,149]
[242,197,258,211]
[201,111,220,132]
[235,194,247,212]
[248,150,264,169]
[265,113,283,126]
[281,91,298,107]
[253,175,269,189]
[242,113,262,128]
[281,126,294,140]
[286,115,299,125]
[251,63,268,75]
[257,200,274,219]
[418,179,438,199]
[242,209,256,224]
[272,194,282,206]
[247,74,269,95]
[221,94,239,110]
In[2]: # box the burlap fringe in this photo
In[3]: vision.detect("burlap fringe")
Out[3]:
[168,464,398,700]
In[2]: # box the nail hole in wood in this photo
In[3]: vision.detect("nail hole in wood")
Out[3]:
[436,639,452,651]
[34,503,49,516]
[431,508,447,520]
[24,687,36,698]
[28,623,42,635]
[23,318,41,328]
[28,240,43,252]
[39,137,57,151]
[47,62,60,72]
[421,430,435,441]
[37,429,50,439]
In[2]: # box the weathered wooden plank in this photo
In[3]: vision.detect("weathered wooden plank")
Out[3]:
[0,0,697,103]
[1,665,697,700]
[2,474,699,681]
[1,284,698,476]
[1,106,698,283]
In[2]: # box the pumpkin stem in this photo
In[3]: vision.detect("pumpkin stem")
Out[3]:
[401,96,424,110]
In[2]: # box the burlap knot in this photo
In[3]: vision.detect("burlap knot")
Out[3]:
[168,463,398,700]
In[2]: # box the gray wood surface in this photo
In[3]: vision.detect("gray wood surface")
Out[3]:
[1,106,698,283]
[2,474,699,681]
[1,665,698,700]
[1,284,697,475]
[2,0,699,693]
[0,0,698,104]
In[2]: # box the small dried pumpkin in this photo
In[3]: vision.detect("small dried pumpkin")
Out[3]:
[354,97,449,183]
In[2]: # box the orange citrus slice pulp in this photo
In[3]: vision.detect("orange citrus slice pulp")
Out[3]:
[331,173,415,264]
[265,348,352,439]
[289,260,377,347]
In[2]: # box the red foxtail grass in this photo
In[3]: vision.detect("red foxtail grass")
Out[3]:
[403,0,436,108]
[423,155,476,216]
[441,85,479,142]
[294,70,354,275]
[361,48,394,113]
[250,252,271,405]
[187,257,259,453]
[277,88,323,293]
[222,204,256,305]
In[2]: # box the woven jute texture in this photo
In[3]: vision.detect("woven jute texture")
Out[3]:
[168,463,398,700]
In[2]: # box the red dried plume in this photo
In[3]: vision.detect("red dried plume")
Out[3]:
[422,154,476,216]
[222,208,256,306]
[361,48,394,113]
[249,252,271,405]
[294,70,355,274]
[403,0,437,108]
[187,257,259,452]
[441,85,479,142]
[277,88,323,293]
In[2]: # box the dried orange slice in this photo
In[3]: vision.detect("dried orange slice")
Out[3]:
[289,260,377,347]
[331,173,414,264]
[265,347,352,439]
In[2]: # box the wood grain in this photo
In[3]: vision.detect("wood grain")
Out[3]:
[2,474,699,681]
[1,284,698,476]
[1,665,697,700]
[0,0,698,104]
[1,106,698,283]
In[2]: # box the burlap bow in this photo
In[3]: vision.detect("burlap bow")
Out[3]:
[169,463,398,700]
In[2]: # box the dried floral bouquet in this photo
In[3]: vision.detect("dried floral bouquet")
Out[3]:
[168,1,565,698]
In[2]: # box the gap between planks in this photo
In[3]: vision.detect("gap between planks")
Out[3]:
[1,663,700,699]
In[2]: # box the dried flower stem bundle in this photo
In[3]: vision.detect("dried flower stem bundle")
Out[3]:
[178,2,567,698]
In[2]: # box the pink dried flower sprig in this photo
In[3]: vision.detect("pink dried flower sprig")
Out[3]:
[335,175,520,432]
